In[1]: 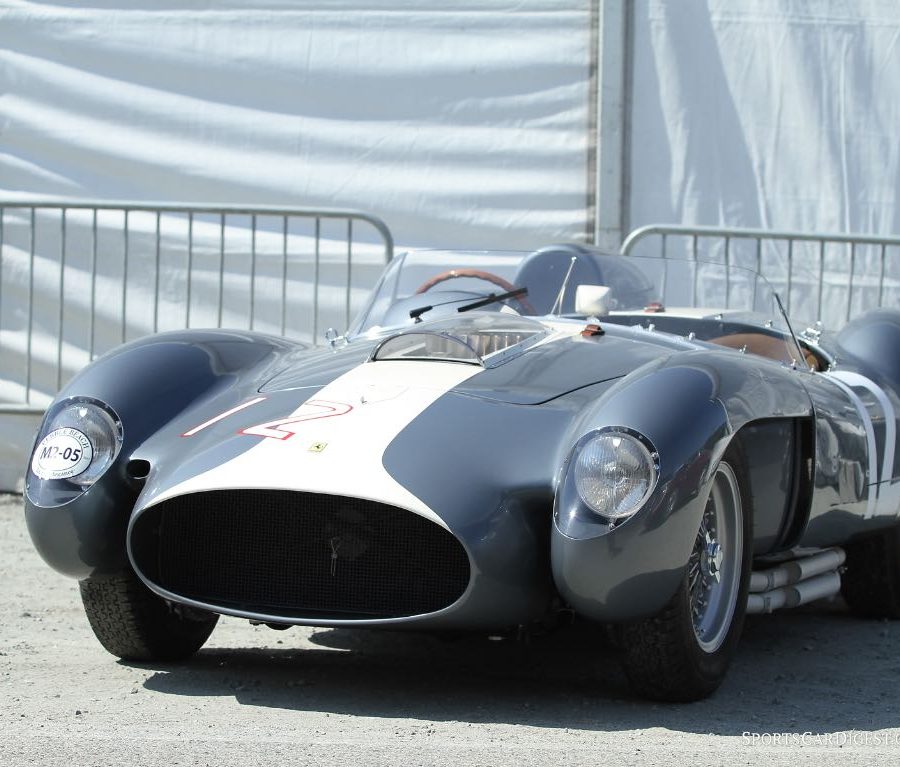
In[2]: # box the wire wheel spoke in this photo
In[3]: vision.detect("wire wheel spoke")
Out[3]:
[689,462,743,653]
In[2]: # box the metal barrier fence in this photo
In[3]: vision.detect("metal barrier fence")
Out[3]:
[0,199,394,414]
[620,224,900,328]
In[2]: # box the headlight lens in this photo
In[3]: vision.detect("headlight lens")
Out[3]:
[31,401,122,487]
[573,431,658,520]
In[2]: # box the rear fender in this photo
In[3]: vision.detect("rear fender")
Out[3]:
[835,309,900,389]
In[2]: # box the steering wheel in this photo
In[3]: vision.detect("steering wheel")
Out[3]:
[415,268,536,314]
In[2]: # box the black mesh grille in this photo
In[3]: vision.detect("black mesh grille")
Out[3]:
[130,490,470,619]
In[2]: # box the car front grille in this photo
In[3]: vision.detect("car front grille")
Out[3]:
[130,489,471,620]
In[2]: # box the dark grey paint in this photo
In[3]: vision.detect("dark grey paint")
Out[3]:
[739,420,801,554]
[24,330,303,578]
[23,307,900,630]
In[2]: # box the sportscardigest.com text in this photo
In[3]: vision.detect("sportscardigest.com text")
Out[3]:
[741,732,900,747]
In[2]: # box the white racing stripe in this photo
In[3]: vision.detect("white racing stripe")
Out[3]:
[143,359,483,527]
[825,370,899,518]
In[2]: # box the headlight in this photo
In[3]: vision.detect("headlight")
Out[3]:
[30,400,122,488]
[574,432,656,520]
[572,430,658,521]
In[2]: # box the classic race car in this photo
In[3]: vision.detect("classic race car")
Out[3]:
[23,244,900,701]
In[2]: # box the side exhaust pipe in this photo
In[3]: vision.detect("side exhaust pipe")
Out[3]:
[746,548,845,614]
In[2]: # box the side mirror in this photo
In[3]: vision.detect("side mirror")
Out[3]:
[575,285,611,316]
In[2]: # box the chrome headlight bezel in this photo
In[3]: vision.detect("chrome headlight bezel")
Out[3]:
[555,426,660,537]
[26,398,123,507]
[573,429,659,520]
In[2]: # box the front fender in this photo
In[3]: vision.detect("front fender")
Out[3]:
[55,329,300,443]
[24,329,302,579]
[552,363,728,621]
[552,351,813,622]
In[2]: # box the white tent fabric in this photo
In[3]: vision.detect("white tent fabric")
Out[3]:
[630,0,900,237]
[628,0,900,306]
[0,0,596,249]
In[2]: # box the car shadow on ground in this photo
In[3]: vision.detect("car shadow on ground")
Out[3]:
[139,601,900,735]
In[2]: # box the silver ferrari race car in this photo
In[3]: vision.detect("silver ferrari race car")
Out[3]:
[23,244,900,701]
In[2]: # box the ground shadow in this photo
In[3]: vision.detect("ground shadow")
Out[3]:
[138,600,900,736]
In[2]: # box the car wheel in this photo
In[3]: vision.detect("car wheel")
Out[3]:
[841,525,900,619]
[79,568,218,661]
[619,446,752,702]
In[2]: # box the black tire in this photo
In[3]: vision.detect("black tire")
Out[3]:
[841,525,900,619]
[79,569,218,661]
[619,446,753,702]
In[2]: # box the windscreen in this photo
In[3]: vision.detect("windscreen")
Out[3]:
[348,248,807,367]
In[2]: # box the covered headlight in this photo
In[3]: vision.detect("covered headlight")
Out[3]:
[30,399,122,489]
[574,431,658,520]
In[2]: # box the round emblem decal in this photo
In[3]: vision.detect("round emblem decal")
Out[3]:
[31,428,93,480]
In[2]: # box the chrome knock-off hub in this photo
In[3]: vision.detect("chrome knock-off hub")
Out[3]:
[701,531,723,582]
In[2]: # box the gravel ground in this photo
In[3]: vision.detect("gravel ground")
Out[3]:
[2,492,900,766]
